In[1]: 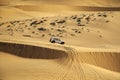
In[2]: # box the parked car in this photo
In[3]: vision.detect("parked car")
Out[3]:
[49,37,65,44]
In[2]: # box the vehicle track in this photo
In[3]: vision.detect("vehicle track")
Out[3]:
[54,47,87,80]
[0,42,120,80]
[54,46,120,80]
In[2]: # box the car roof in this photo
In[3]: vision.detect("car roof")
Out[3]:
[52,37,59,39]
[52,37,61,40]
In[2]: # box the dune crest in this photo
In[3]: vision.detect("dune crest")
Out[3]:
[0,0,120,80]
[0,42,120,80]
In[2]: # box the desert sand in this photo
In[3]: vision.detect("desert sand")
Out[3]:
[0,0,120,80]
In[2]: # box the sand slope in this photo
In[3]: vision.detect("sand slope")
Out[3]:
[0,11,120,48]
[0,0,120,80]
[0,6,33,22]
[0,42,120,80]
[1,0,120,7]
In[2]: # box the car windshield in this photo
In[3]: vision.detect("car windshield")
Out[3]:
[54,38,61,41]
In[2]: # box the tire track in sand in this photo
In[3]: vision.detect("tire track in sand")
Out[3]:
[54,47,86,80]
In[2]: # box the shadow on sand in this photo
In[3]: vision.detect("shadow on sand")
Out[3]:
[0,42,67,59]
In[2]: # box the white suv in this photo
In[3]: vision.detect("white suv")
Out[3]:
[49,37,65,44]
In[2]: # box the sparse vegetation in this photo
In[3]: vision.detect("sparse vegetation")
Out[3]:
[17,28,24,32]
[30,20,43,26]
[71,34,75,36]
[50,22,56,26]
[23,35,31,37]
[97,13,108,18]
[71,15,77,19]
[85,16,91,22]
[106,20,110,23]
[76,18,81,22]
[42,34,45,37]
[77,23,85,26]
[30,21,37,26]
[56,29,65,32]
[37,27,46,31]
[6,25,11,28]
[99,35,103,38]
[32,31,35,34]
[0,12,112,41]
[56,20,66,24]
[0,23,4,26]
[72,29,81,33]
[103,14,107,17]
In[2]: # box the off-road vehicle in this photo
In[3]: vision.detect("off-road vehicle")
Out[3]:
[49,37,65,44]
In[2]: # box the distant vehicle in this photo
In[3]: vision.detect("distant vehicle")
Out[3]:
[49,37,65,44]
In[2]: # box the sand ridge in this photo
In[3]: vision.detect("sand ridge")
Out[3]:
[0,0,120,80]
[0,12,120,48]
[0,41,120,80]
[0,11,120,80]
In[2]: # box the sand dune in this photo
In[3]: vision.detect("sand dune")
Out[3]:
[0,0,120,21]
[0,41,120,80]
[0,6,33,22]
[15,5,120,12]
[0,42,67,59]
[1,0,120,7]
[0,0,120,80]
[0,11,120,47]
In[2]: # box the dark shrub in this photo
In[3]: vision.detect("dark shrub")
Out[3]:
[50,22,56,26]
[37,27,46,31]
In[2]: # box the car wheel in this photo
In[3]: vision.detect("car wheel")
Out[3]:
[60,42,65,44]
[51,41,55,43]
